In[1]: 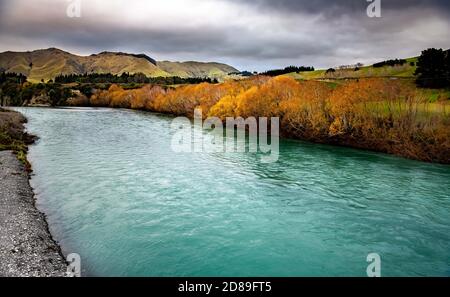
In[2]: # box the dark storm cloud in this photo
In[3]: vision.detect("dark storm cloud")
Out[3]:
[235,0,450,16]
[0,0,449,71]
[0,0,6,17]
[0,20,228,53]
[0,15,334,61]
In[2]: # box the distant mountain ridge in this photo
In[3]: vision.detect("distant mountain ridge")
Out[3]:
[0,48,239,82]
[92,52,158,65]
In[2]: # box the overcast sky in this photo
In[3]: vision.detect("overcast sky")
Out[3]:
[0,0,449,71]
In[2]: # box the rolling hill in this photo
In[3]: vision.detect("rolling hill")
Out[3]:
[284,57,418,81]
[157,61,238,79]
[0,48,239,82]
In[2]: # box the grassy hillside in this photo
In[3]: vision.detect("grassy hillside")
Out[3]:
[157,61,238,79]
[286,57,418,81]
[282,57,450,103]
[0,48,239,83]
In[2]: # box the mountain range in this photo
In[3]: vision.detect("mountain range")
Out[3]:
[0,48,239,82]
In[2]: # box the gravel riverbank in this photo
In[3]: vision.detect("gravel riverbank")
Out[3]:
[0,151,67,276]
[0,108,67,277]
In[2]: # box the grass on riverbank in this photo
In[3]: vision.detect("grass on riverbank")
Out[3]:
[0,108,34,170]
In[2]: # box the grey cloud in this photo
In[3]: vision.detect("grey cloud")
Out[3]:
[0,0,449,71]
[234,0,450,16]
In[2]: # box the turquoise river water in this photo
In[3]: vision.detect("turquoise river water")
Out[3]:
[13,107,450,276]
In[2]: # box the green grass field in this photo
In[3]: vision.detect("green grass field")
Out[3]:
[284,57,419,81]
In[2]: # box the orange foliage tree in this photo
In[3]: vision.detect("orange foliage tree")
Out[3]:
[82,76,449,163]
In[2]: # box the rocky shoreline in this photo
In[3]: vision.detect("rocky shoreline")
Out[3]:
[0,109,67,277]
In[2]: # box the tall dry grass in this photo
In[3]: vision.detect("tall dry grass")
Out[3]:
[86,76,450,163]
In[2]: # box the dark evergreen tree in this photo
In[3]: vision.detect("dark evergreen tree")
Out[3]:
[415,48,449,89]
[261,66,315,77]
[54,72,217,85]
[373,59,407,68]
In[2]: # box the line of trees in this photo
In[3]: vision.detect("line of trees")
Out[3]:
[373,59,407,68]
[54,72,219,85]
[0,72,27,84]
[0,73,74,106]
[261,66,315,77]
[228,71,255,77]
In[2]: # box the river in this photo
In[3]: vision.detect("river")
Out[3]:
[13,107,450,276]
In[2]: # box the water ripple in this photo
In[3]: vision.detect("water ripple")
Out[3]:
[12,107,450,277]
